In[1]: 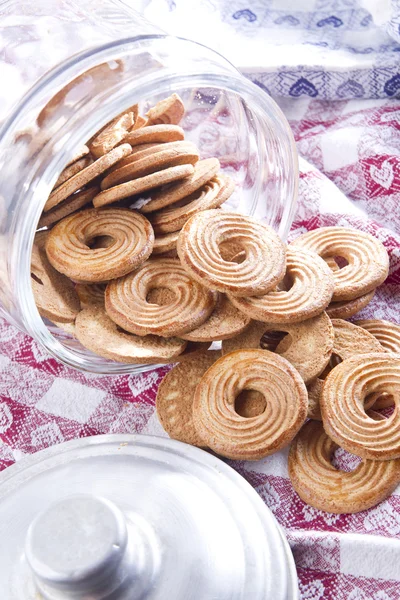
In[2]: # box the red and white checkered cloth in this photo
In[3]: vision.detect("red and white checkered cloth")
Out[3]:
[1,96,400,598]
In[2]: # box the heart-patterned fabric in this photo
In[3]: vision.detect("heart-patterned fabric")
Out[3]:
[137,0,400,100]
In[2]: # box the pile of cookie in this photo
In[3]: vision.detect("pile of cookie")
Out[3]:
[32,93,400,515]
[32,94,242,361]
[155,217,400,514]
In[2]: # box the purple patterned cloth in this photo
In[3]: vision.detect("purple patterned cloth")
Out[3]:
[138,0,400,99]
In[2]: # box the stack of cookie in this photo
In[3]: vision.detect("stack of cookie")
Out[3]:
[33,94,245,362]
[33,93,400,515]
[154,214,400,514]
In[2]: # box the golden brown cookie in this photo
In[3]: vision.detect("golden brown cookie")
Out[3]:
[75,283,106,308]
[230,248,334,323]
[38,186,99,228]
[181,294,251,342]
[140,158,220,213]
[75,307,187,364]
[192,349,308,460]
[288,420,400,514]
[150,174,234,234]
[101,142,199,189]
[45,144,132,211]
[354,319,400,353]
[124,124,185,146]
[326,290,375,319]
[177,210,286,297]
[89,111,135,159]
[146,94,185,125]
[321,353,400,459]
[31,245,80,323]
[45,208,154,282]
[92,164,194,208]
[222,312,334,384]
[152,231,180,255]
[54,156,93,189]
[156,350,220,447]
[307,319,384,420]
[105,258,217,337]
[290,227,389,301]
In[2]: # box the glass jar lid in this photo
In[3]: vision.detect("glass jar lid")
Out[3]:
[0,434,298,599]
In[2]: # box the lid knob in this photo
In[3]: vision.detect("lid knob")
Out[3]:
[25,494,158,599]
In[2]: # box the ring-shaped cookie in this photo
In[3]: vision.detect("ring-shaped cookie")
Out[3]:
[321,353,400,460]
[45,208,154,282]
[288,420,400,513]
[222,312,334,384]
[230,248,334,323]
[105,258,217,337]
[308,318,385,420]
[290,227,389,301]
[177,210,286,297]
[192,349,308,460]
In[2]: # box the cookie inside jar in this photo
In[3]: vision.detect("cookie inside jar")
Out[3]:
[33,91,260,371]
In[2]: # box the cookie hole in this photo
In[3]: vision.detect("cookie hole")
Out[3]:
[260,331,291,353]
[365,392,395,410]
[86,235,114,250]
[235,389,267,418]
[277,273,294,292]
[219,240,246,264]
[31,273,43,285]
[147,287,176,306]
[331,447,361,472]
[325,255,349,271]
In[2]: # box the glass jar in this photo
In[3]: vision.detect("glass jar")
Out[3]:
[0,0,298,374]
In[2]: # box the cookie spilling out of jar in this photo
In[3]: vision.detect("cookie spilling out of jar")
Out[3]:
[33,94,400,516]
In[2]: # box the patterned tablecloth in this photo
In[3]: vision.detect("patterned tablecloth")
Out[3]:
[2,1,400,599]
